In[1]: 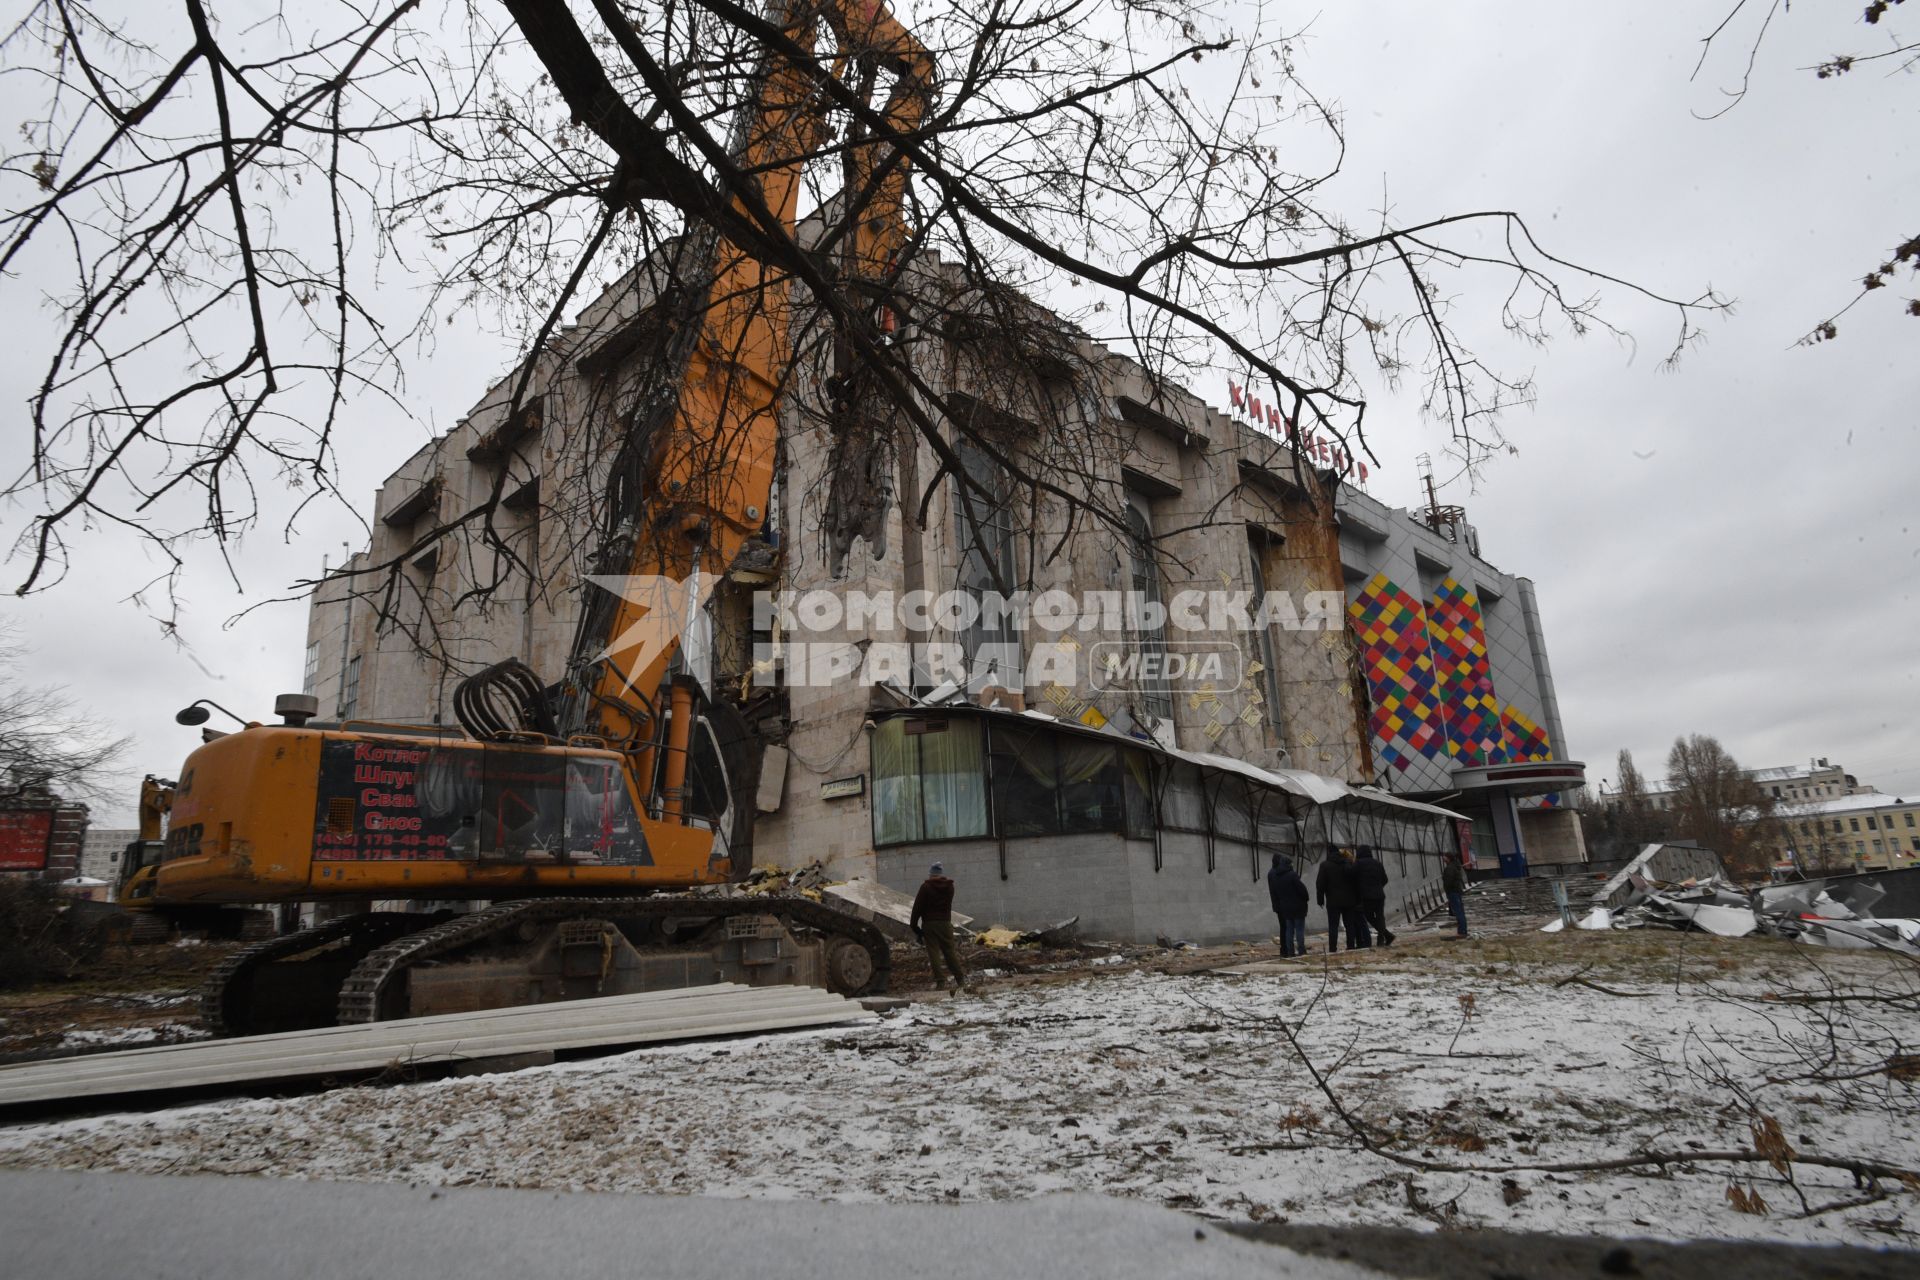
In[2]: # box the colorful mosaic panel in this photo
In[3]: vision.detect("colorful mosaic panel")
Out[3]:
[1501,703,1554,763]
[1426,578,1507,767]
[1348,574,1446,772]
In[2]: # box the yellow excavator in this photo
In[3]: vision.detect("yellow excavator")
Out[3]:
[118,0,934,1036]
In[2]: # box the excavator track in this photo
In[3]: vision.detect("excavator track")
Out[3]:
[198,914,368,1037]
[336,896,891,1025]
[202,911,444,1037]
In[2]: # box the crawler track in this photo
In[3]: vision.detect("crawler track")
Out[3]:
[199,915,367,1037]
[336,896,890,1025]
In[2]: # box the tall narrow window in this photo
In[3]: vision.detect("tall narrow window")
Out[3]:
[302,641,320,696]
[954,438,1017,689]
[340,655,362,719]
[1124,489,1173,724]
[1246,532,1285,728]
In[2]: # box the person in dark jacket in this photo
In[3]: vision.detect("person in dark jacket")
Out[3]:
[910,862,967,991]
[1441,854,1470,939]
[1266,853,1311,957]
[1315,846,1371,952]
[1352,846,1396,947]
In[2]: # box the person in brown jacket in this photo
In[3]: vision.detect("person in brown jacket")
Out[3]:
[910,862,967,993]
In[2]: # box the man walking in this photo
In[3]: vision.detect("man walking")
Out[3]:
[1353,845,1396,947]
[1315,846,1370,952]
[1266,852,1310,958]
[910,861,967,992]
[1442,853,1471,939]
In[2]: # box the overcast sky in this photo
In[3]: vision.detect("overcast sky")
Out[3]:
[4,0,1915,822]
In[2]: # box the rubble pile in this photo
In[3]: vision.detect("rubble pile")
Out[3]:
[1546,865,1920,955]
[689,861,834,902]
[976,918,1079,949]
[1752,879,1920,953]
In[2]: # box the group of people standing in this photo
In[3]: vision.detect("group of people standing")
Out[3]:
[1266,846,1471,956]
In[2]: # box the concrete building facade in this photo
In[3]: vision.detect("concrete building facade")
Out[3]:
[79,827,137,897]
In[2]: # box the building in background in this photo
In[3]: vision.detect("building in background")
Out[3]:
[1641,758,1873,811]
[78,827,137,899]
[1770,791,1918,874]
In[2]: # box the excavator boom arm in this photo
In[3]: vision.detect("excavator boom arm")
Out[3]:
[578,0,933,818]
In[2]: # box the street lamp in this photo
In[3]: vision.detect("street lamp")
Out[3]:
[174,699,248,728]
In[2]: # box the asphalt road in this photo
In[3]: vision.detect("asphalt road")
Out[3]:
[4,1170,1914,1280]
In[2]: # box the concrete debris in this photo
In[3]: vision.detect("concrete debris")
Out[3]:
[1595,843,1729,910]
[742,862,831,897]
[1027,918,1080,947]
[976,928,1026,949]
[1798,917,1920,950]
[691,862,832,904]
[1652,899,1757,939]
[1555,865,1919,954]
[819,878,973,943]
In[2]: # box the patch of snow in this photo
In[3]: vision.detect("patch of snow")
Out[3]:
[56,1023,202,1050]
[1,957,1913,1246]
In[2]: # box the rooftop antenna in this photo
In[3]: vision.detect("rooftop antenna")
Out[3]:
[1415,453,1469,547]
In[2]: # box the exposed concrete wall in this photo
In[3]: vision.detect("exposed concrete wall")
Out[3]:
[1246,483,1372,782]
[875,833,1447,946]
[1518,808,1587,866]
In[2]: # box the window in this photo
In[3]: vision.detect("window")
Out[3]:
[1850,818,1860,832]
[954,438,1017,689]
[1124,489,1173,723]
[985,723,1137,839]
[1121,750,1154,839]
[303,641,320,696]
[989,727,1062,838]
[1247,533,1285,728]
[870,718,988,845]
[340,655,361,719]
[1907,813,1916,828]
[1872,839,1884,854]
[1057,739,1126,833]
[1833,819,1844,834]
[1867,815,1878,830]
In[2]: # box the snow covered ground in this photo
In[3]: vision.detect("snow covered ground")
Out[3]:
[2,934,1914,1245]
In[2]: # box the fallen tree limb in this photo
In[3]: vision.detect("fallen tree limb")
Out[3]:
[1551,976,1657,998]
[1183,988,1920,1189]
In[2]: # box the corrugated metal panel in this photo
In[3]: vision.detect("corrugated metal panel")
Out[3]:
[0,985,873,1109]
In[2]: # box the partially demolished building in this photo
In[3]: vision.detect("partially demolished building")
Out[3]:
[302,244,1580,942]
